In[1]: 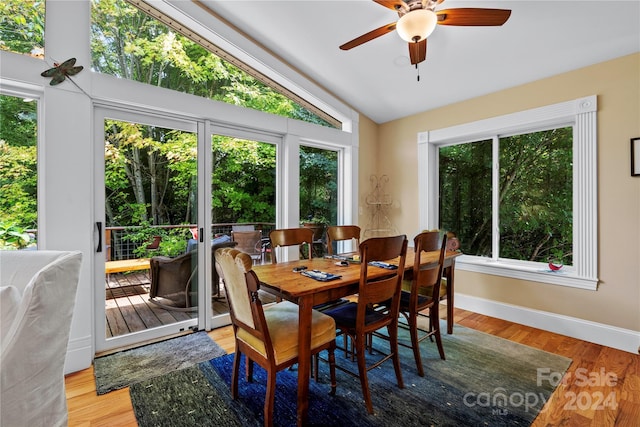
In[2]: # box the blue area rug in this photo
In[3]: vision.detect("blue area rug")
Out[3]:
[130,323,571,426]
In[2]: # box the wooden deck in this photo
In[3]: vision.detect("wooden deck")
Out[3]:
[104,270,274,338]
[105,271,229,338]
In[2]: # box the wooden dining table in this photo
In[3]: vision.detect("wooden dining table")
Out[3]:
[252,247,461,426]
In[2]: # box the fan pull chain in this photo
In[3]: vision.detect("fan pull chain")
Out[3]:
[416,63,420,82]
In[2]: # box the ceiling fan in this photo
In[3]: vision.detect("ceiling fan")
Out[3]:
[340,0,512,65]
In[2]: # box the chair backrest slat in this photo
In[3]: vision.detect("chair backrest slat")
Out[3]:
[269,227,314,263]
[326,225,360,255]
[412,231,447,302]
[357,235,408,326]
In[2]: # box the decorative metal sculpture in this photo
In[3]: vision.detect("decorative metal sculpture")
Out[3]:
[40,57,83,86]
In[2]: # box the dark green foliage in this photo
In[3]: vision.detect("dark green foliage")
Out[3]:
[0,95,38,230]
[300,146,338,225]
[440,127,573,264]
[0,0,45,55]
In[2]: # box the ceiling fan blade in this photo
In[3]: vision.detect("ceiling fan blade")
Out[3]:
[436,8,512,26]
[340,22,397,50]
[409,39,427,65]
[373,0,408,12]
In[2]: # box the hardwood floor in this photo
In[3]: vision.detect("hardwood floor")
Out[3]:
[64,308,640,426]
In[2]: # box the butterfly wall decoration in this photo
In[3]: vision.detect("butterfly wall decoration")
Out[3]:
[41,57,83,86]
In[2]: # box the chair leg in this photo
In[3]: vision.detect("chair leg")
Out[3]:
[408,313,425,377]
[313,354,318,381]
[231,351,241,399]
[246,357,254,382]
[388,323,405,389]
[328,345,337,396]
[431,308,446,360]
[264,368,277,427]
[355,334,374,414]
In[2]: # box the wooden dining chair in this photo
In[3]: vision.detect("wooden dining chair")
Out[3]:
[326,225,361,255]
[268,227,314,264]
[412,230,453,327]
[322,234,408,414]
[215,248,337,427]
[398,231,448,376]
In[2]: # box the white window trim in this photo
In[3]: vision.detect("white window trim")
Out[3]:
[418,96,598,290]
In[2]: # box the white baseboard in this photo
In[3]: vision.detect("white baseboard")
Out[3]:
[64,334,93,374]
[455,294,640,355]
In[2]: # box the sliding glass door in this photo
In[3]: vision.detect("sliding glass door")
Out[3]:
[95,108,201,352]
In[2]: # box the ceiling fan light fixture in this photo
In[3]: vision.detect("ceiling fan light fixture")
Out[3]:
[396,9,437,43]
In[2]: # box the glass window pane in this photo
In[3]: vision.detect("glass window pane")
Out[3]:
[300,145,338,257]
[90,0,335,128]
[499,128,573,264]
[104,119,197,260]
[439,140,493,257]
[0,0,45,57]
[211,135,276,238]
[0,94,38,250]
[103,118,198,336]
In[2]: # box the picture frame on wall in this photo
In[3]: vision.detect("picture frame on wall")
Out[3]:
[632,138,640,176]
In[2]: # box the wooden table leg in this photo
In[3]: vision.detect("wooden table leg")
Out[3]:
[445,261,455,334]
[296,296,313,426]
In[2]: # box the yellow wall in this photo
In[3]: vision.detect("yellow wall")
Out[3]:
[365,53,640,331]
[357,115,380,227]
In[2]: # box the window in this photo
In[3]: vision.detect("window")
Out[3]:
[90,0,337,128]
[0,93,38,250]
[418,96,598,290]
[300,145,338,225]
[439,127,573,265]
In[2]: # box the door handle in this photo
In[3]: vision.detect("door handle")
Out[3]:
[96,221,103,253]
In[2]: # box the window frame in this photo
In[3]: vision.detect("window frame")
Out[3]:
[418,96,598,290]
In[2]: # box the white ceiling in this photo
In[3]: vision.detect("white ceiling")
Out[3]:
[171,1,640,124]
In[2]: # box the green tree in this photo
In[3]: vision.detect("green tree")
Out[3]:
[0,0,44,55]
[0,0,339,244]
[0,95,38,230]
[440,127,573,264]
[211,137,276,223]
[300,146,337,224]
[92,0,330,230]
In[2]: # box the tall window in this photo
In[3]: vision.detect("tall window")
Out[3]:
[420,96,598,290]
[299,146,338,225]
[90,0,335,128]
[439,128,573,265]
[0,94,38,250]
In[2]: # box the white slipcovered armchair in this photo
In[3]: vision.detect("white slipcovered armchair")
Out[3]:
[1,250,82,427]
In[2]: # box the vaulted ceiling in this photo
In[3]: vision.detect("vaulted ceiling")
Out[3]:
[168,1,640,124]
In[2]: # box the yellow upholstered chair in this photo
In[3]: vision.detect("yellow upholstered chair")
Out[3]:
[326,225,360,256]
[398,231,448,376]
[215,248,337,427]
[322,235,408,414]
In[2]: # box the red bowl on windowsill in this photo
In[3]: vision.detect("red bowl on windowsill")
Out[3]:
[548,262,563,271]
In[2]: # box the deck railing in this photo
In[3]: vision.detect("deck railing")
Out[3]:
[105,223,276,261]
